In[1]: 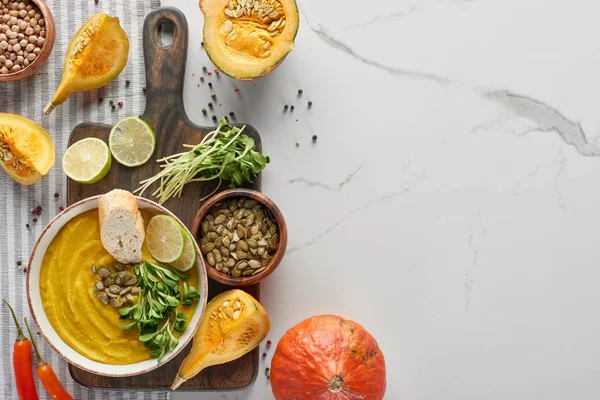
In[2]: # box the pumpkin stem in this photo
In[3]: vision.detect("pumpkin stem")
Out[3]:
[327,375,344,393]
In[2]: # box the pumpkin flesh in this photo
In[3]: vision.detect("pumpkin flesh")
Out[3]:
[44,13,129,115]
[200,0,299,80]
[0,113,55,185]
[271,315,386,400]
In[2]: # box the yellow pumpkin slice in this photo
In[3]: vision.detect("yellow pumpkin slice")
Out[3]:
[172,289,270,390]
[44,13,129,115]
[200,0,299,80]
[0,113,55,185]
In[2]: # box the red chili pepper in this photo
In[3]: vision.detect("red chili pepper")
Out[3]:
[3,300,39,400]
[24,318,73,400]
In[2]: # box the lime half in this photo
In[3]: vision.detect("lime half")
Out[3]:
[62,138,111,184]
[170,231,197,272]
[109,116,156,167]
[146,215,185,263]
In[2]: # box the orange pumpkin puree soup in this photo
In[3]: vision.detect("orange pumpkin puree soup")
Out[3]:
[40,209,198,364]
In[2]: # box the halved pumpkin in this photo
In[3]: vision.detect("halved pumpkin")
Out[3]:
[200,0,299,80]
[0,114,55,185]
[44,13,129,115]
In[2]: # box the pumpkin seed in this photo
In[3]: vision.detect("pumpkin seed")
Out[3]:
[105,288,118,298]
[200,197,280,277]
[207,252,216,266]
[94,280,104,292]
[90,264,96,274]
[113,263,125,272]
[130,287,140,295]
[109,285,122,295]
[252,267,267,275]
[242,269,254,276]
[98,292,109,306]
[103,277,115,287]
[201,242,215,254]
[120,286,132,296]
[97,267,110,278]
[125,293,135,303]
[125,277,138,287]
[221,246,230,258]
[109,297,119,307]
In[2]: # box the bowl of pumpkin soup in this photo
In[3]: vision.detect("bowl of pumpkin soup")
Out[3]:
[26,194,208,377]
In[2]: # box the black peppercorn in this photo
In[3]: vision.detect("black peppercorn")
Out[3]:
[308,101,313,107]
[54,192,59,198]
[202,108,207,115]
[26,224,30,229]
[202,66,207,72]
[284,104,289,110]
[142,86,147,93]
[312,135,318,141]
[125,80,131,86]
[201,41,204,47]
[208,102,213,108]
[229,111,234,117]
[298,89,303,95]
[16,261,21,266]
[22,268,27,273]
[290,105,295,111]
[208,82,213,88]
[36,205,42,212]
[111,105,116,110]
[212,115,217,122]
[262,353,267,358]
[94,0,98,3]
[109,100,114,105]
[33,218,37,222]
[98,97,103,102]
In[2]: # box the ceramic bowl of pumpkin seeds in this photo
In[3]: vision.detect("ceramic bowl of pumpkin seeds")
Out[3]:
[192,188,287,286]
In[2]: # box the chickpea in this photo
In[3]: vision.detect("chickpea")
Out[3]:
[5,58,12,68]
[0,66,8,74]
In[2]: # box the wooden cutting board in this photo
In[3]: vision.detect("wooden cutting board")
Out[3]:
[67,7,261,391]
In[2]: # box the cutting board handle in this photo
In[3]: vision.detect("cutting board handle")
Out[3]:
[141,7,190,126]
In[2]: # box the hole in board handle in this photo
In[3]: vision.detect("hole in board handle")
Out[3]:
[157,19,175,48]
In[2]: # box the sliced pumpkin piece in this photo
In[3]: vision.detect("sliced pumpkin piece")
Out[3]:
[200,0,299,80]
[44,13,129,115]
[171,289,270,390]
[0,113,55,185]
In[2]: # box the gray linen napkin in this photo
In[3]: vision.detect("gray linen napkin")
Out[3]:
[0,0,169,399]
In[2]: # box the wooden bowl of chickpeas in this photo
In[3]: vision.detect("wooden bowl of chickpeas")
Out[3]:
[0,0,54,81]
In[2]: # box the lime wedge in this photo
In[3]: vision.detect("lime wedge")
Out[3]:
[146,215,185,263]
[62,138,111,184]
[170,231,197,272]
[109,116,156,167]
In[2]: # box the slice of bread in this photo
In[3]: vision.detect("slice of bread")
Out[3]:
[98,189,145,264]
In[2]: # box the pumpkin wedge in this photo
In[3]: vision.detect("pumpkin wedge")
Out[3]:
[200,0,299,80]
[0,113,54,185]
[171,289,270,390]
[44,13,129,115]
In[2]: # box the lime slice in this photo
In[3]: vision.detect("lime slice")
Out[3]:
[170,231,197,272]
[109,116,156,167]
[62,138,111,184]
[146,215,185,263]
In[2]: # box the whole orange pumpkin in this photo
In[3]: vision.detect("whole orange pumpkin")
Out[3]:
[270,315,386,400]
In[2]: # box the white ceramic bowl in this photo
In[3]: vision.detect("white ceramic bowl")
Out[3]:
[26,195,208,377]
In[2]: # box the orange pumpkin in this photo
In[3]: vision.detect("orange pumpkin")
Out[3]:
[270,315,386,400]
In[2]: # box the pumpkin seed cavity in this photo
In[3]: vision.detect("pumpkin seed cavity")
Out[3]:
[200,197,279,278]
[221,0,287,59]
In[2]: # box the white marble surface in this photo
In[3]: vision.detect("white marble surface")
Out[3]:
[164,0,600,398]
